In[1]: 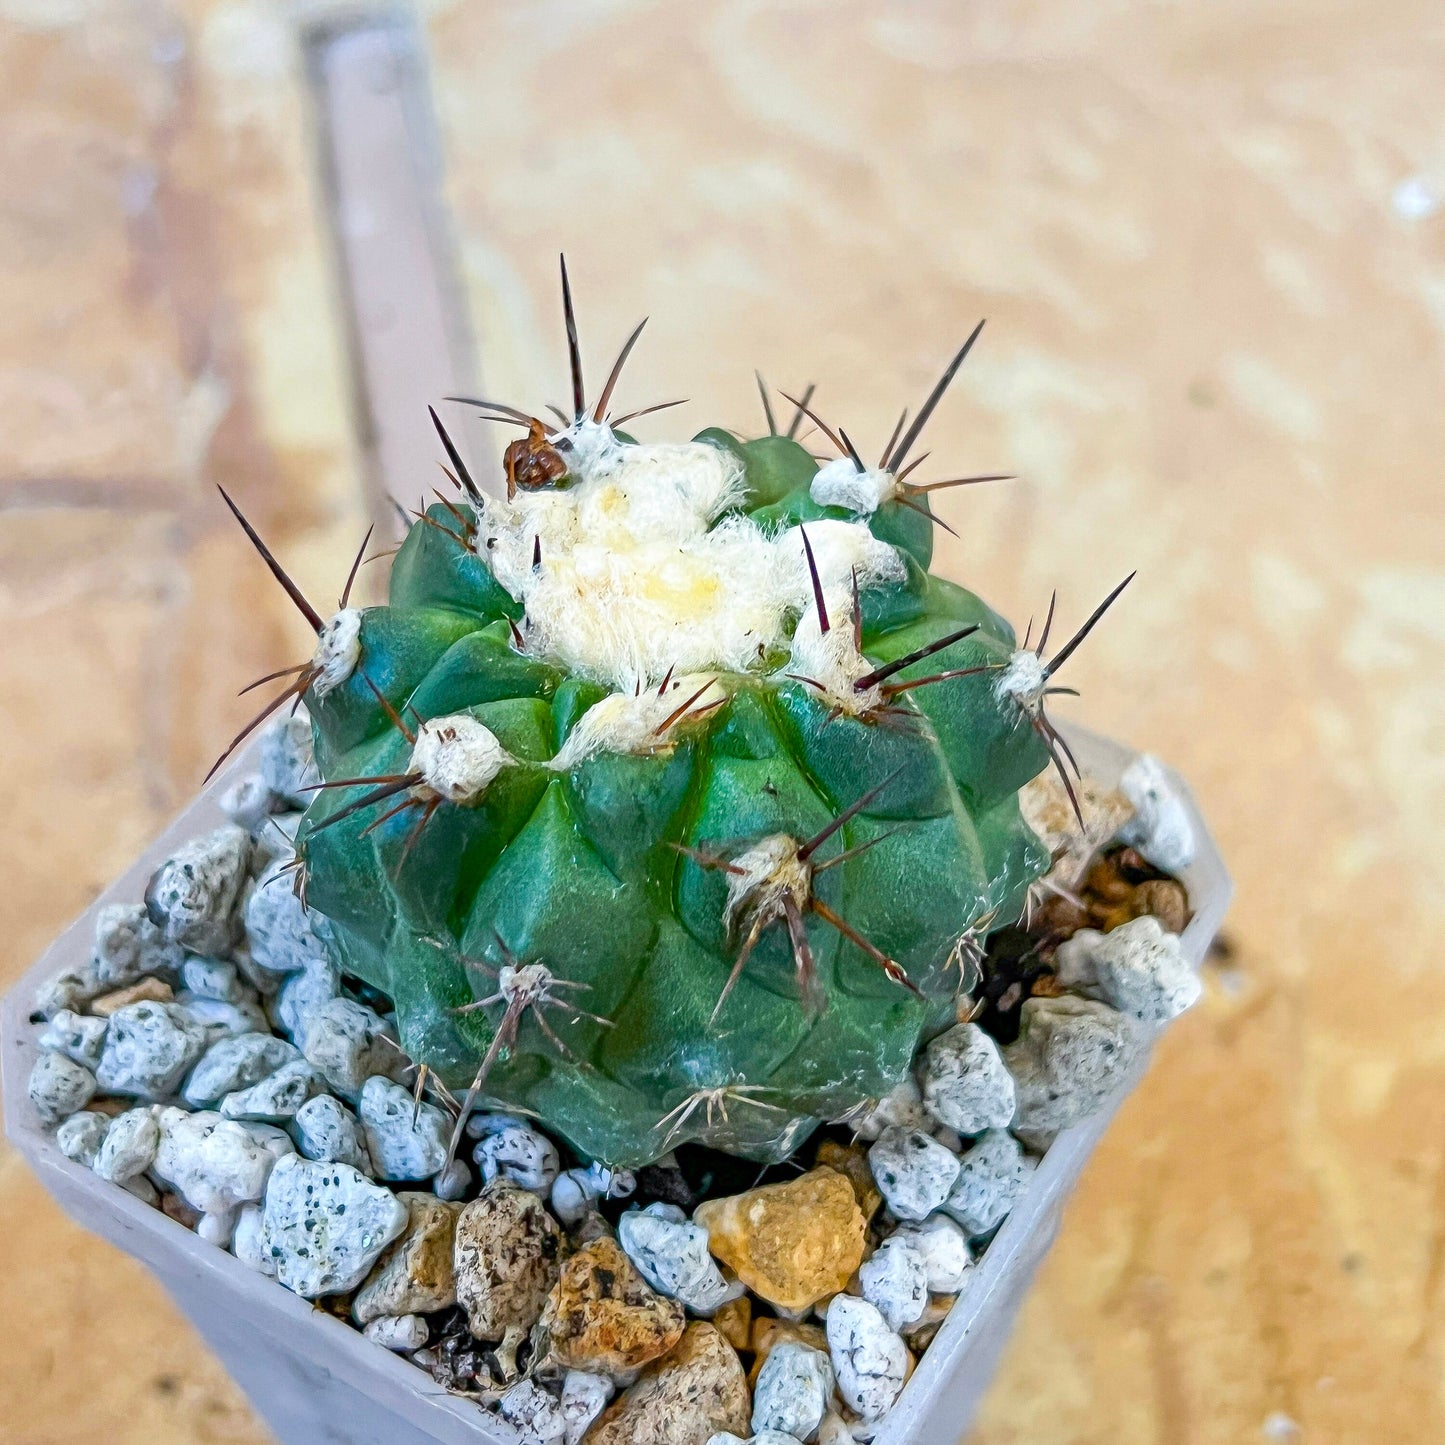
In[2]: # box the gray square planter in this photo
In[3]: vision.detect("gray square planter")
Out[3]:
[2,724,1229,1445]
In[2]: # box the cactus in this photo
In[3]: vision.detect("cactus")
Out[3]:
[215,264,1132,1169]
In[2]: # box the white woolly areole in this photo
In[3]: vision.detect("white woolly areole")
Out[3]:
[474,437,906,691]
[774,519,905,609]
[785,599,881,716]
[552,417,623,482]
[810,457,900,515]
[497,961,554,1005]
[310,608,362,697]
[551,675,728,770]
[724,834,810,936]
[995,648,1047,711]
[409,714,512,803]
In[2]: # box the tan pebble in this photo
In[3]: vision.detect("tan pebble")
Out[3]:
[904,1318,944,1353]
[1031,890,1092,939]
[586,1321,749,1445]
[91,978,174,1015]
[160,1192,201,1229]
[711,1294,752,1352]
[815,1140,882,1223]
[746,1316,829,1386]
[1020,774,1133,881]
[694,1166,864,1313]
[902,1292,957,1354]
[1086,853,1137,903]
[1131,878,1191,934]
[571,1209,617,1246]
[535,1235,685,1377]
[1094,905,1134,932]
[354,1193,460,1326]
[454,1183,561,1342]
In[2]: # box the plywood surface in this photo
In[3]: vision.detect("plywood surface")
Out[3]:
[2,1,1442,1441]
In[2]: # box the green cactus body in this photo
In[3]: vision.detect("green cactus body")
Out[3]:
[289,405,1051,1170]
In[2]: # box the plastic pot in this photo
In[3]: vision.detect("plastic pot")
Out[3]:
[2,725,1229,1444]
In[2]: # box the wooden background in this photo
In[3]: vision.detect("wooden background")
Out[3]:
[1,2,1442,1440]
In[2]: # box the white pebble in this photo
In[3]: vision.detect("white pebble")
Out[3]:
[497,1378,567,1445]
[1119,754,1195,872]
[1055,915,1201,1024]
[220,1059,327,1123]
[359,1076,450,1181]
[826,1294,908,1422]
[97,1002,209,1099]
[182,956,244,1002]
[550,1169,596,1227]
[152,1106,294,1215]
[277,954,341,1045]
[198,1210,236,1248]
[183,1032,298,1107]
[943,1129,1034,1236]
[231,1202,275,1276]
[432,1157,473,1202]
[709,1435,803,1445]
[33,961,103,1020]
[473,1123,559,1193]
[1004,995,1146,1132]
[232,948,280,1002]
[220,772,275,832]
[249,811,303,870]
[858,1236,929,1331]
[289,1093,373,1175]
[174,992,268,1040]
[56,1111,110,1167]
[143,825,252,954]
[245,857,330,977]
[919,1023,1016,1135]
[560,1371,614,1445]
[92,902,183,987]
[890,1214,972,1294]
[849,1076,927,1141]
[123,1174,160,1207]
[94,1106,160,1183]
[751,1338,835,1440]
[37,1009,107,1071]
[603,1165,636,1200]
[868,1127,961,1222]
[302,998,401,1099]
[464,1110,530,1140]
[618,1202,743,1315]
[550,1162,634,1227]
[364,1314,429,1352]
[259,710,319,807]
[28,1050,97,1125]
[259,1155,408,1298]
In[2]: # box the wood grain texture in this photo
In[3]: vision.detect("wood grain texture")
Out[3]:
[2,0,1442,1441]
